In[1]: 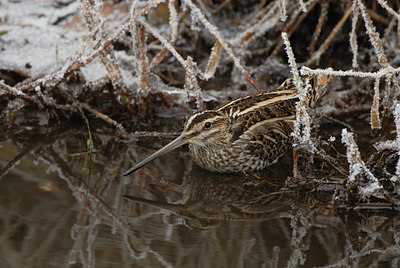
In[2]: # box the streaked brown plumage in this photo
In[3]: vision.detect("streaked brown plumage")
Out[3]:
[124,75,331,174]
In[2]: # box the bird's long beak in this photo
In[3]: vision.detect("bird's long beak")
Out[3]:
[123,134,188,176]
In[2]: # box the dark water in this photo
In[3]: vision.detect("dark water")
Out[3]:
[1,118,400,268]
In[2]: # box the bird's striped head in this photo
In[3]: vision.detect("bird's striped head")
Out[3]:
[183,110,230,146]
[123,110,230,176]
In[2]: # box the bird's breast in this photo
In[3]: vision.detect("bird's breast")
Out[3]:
[188,142,270,173]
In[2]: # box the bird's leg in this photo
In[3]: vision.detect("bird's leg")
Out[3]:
[240,170,263,186]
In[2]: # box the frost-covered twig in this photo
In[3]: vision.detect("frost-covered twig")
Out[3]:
[139,18,187,70]
[168,0,178,39]
[279,0,288,22]
[341,128,383,199]
[0,81,36,104]
[150,0,181,69]
[239,1,280,46]
[302,65,400,129]
[281,33,303,94]
[394,104,400,181]
[298,0,307,12]
[185,57,204,111]
[376,0,400,21]
[358,0,389,68]
[371,78,381,129]
[183,0,261,93]
[15,0,164,94]
[359,0,400,110]
[0,81,80,113]
[374,103,400,181]
[133,24,150,96]
[300,66,400,78]
[293,105,313,149]
[132,22,152,119]
[350,0,360,68]
[282,32,313,151]
[204,41,222,80]
[83,0,130,100]
[70,0,163,73]
[281,33,305,96]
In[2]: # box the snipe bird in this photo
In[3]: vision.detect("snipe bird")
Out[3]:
[124,75,331,174]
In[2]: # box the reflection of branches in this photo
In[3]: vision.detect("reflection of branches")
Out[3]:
[322,213,400,267]
[40,146,155,266]
[0,142,38,180]
[0,124,176,266]
[0,178,74,268]
[286,208,314,267]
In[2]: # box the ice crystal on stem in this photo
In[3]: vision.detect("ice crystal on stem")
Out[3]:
[394,103,400,181]
[300,66,400,78]
[237,1,280,47]
[375,103,400,183]
[139,18,187,69]
[282,33,303,97]
[377,0,400,21]
[189,10,201,32]
[204,41,222,80]
[185,57,204,111]
[168,0,178,38]
[293,105,313,149]
[341,129,383,199]
[279,0,288,22]
[350,0,360,68]
[358,0,389,68]
[282,32,313,150]
[298,0,307,12]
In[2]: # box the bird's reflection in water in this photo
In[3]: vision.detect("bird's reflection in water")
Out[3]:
[124,154,309,229]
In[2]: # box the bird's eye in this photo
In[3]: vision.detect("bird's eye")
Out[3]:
[204,122,212,129]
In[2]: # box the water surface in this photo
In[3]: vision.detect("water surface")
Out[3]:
[0,118,399,268]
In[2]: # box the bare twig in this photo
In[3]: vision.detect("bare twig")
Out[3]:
[341,128,384,199]
[310,1,329,53]
[81,103,128,138]
[306,7,352,66]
